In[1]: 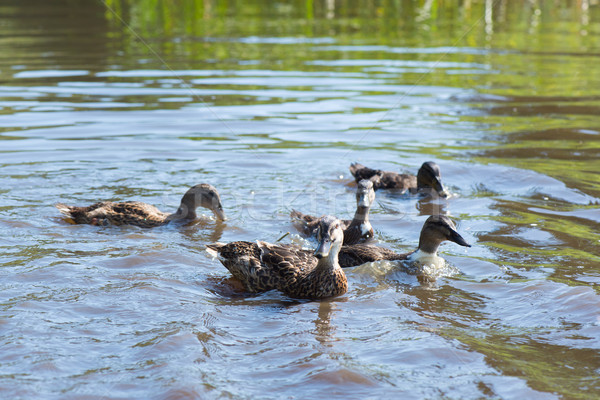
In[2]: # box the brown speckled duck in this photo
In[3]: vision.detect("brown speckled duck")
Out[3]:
[56,183,226,228]
[290,179,375,245]
[349,161,449,197]
[338,215,470,268]
[206,216,348,300]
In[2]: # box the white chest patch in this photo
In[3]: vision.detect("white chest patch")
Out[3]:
[360,222,372,236]
[405,250,460,281]
[408,250,445,269]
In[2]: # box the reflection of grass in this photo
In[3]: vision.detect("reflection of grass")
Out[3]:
[104,0,599,44]
[477,196,600,289]
[440,325,600,400]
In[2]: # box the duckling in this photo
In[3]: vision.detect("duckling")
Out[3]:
[337,215,470,269]
[290,179,375,245]
[206,216,348,300]
[349,161,448,198]
[56,183,226,228]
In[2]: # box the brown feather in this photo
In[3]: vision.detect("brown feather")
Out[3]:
[207,217,349,300]
[349,161,448,197]
[338,244,407,268]
[349,163,383,184]
[55,184,225,228]
[207,240,347,299]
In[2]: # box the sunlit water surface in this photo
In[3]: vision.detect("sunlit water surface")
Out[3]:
[1,1,600,399]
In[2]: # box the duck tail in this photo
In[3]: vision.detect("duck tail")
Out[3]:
[55,203,74,216]
[289,209,320,236]
[56,202,106,224]
[291,209,318,225]
[349,162,364,178]
[290,209,304,221]
[206,243,226,257]
[349,163,382,186]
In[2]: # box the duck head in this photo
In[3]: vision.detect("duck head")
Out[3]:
[314,216,345,261]
[417,215,470,254]
[178,183,226,221]
[356,179,376,209]
[417,161,449,198]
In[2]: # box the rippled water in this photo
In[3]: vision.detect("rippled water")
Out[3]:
[1,1,600,399]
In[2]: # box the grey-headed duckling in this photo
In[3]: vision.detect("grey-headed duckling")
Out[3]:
[56,183,226,227]
[290,179,375,245]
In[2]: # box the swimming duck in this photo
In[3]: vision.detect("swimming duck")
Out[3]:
[337,215,470,269]
[56,183,226,228]
[349,161,449,197]
[206,216,348,300]
[290,179,375,245]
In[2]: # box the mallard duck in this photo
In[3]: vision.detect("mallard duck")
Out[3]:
[337,215,470,268]
[56,183,226,228]
[290,179,375,245]
[206,216,348,300]
[349,161,449,197]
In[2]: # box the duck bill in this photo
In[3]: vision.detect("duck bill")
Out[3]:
[357,193,371,208]
[432,178,449,198]
[450,230,471,247]
[212,205,227,221]
[314,240,331,259]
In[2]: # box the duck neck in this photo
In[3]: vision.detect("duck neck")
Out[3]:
[417,233,441,255]
[167,202,197,221]
[352,206,370,225]
[416,180,428,191]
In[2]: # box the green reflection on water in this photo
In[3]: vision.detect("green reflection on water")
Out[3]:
[103,0,600,43]
[441,326,600,400]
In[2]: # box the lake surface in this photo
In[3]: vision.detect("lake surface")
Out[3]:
[1,0,600,398]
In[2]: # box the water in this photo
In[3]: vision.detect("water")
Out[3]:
[1,0,600,398]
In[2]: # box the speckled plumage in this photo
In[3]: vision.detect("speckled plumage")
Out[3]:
[56,183,226,228]
[56,201,169,227]
[338,215,471,268]
[207,216,348,300]
[290,180,375,245]
[338,243,405,268]
[349,161,448,197]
